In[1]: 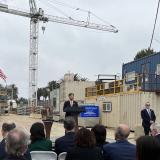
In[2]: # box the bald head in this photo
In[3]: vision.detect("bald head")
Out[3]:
[115,124,130,140]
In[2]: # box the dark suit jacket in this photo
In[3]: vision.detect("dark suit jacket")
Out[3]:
[65,146,103,160]
[0,139,6,160]
[155,134,160,143]
[55,132,76,155]
[63,100,78,117]
[141,109,156,127]
[103,140,136,160]
[0,138,31,160]
[4,155,27,160]
[96,141,109,152]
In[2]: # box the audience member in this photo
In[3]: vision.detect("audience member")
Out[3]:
[55,117,76,155]
[91,124,109,150]
[5,128,30,160]
[65,127,103,160]
[150,123,160,142]
[136,136,160,160]
[29,122,52,151]
[103,124,136,160]
[0,122,16,160]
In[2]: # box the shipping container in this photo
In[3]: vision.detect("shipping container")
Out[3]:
[86,92,160,130]
[122,52,160,92]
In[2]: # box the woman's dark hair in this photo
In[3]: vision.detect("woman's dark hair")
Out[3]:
[30,122,45,143]
[136,136,160,160]
[91,124,106,145]
[75,127,96,148]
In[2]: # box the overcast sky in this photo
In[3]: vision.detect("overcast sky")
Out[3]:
[0,0,160,98]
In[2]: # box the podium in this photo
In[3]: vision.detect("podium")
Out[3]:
[41,107,53,139]
[64,106,85,130]
[42,120,53,139]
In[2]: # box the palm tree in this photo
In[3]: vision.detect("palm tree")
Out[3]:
[7,84,18,100]
[48,81,60,91]
[37,88,43,100]
[74,73,88,81]
[42,87,49,101]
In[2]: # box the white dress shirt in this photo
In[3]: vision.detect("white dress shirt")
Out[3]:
[146,108,151,118]
[70,100,73,107]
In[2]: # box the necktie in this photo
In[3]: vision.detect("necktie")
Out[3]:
[148,109,151,119]
[70,101,73,107]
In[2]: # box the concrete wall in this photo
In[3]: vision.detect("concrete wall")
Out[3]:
[86,92,160,130]
[50,89,60,112]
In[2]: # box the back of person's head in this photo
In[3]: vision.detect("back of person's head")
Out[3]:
[150,123,160,136]
[5,128,30,157]
[30,122,45,143]
[115,124,130,140]
[1,122,16,137]
[76,127,96,148]
[64,117,76,132]
[136,136,160,160]
[91,124,106,145]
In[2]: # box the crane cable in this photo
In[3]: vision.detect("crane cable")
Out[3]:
[45,0,116,28]
[149,0,160,49]
[39,0,72,18]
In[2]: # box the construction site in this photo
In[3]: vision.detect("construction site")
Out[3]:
[0,0,160,142]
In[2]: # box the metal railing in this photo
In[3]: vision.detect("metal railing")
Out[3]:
[85,74,160,97]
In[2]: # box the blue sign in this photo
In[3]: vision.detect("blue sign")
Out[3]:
[80,105,99,118]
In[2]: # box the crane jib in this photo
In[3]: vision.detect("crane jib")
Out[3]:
[0,1,118,110]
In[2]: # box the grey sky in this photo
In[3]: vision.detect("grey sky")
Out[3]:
[0,0,160,98]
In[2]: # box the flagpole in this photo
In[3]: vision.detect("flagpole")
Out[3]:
[4,79,8,113]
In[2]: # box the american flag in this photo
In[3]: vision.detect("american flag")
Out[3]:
[0,69,7,81]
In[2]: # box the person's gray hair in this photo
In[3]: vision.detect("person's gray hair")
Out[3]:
[150,123,160,133]
[64,117,76,131]
[115,124,130,140]
[5,128,30,156]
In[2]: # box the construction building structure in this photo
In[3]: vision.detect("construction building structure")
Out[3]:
[50,73,95,120]
[85,52,160,130]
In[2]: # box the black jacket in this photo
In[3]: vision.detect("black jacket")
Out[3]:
[141,109,156,127]
[4,155,27,160]
[155,134,160,143]
[0,138,31,160]
[65,146,103,160]
[0,139,6,160]
[103,140,136,160]
[63,100,78,117]
[55,132,76,155]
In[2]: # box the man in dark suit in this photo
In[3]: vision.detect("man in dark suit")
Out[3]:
[0,122,16,160]
[55,117,76,155]
[141,102,156,135]
[103,124,136,160]
[0,122,31,160]
[63,93,78,126]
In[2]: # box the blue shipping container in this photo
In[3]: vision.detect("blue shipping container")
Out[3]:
[122,52,160,91]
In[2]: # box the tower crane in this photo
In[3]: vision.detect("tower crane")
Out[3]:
[0,0,118,112]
